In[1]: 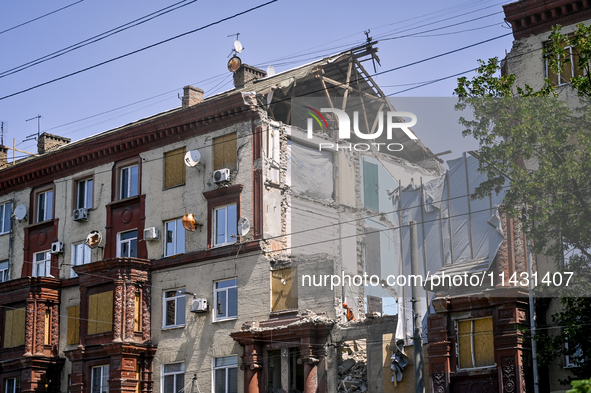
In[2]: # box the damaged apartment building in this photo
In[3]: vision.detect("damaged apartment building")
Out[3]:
[0,42,447,393]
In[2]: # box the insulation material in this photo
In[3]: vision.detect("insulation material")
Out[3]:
[287,140,334,200]
[3,307,25,348]
[67,305,80,345]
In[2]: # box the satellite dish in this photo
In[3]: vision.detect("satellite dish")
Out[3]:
[266,65,275,77]
[86,230,103,249]
[182,213,200,231]
[237,217,250,237]
[184,150,201,167]
[14,204,27,221]
[233,40,243,53]
[228,56,242,72]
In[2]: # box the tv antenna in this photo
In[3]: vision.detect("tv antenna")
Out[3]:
[1,121,4,146]
[23,114,41,143]
[227,32,244,57]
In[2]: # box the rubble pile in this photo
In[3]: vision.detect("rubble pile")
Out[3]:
[337,343,368,393]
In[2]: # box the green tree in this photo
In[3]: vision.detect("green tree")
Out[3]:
[454,23,591,382]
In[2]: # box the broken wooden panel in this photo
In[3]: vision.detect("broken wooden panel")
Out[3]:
[474,317,494,367]
[4,307,25,348]
[213,133,237,171]
[164,147,186,189]
[67,305,80,345]
[88,290,113,335]
[271,267,298,312]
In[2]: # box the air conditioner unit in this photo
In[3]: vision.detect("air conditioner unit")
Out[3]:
[51,241,64,254]
[73,208,89,221]
[213,168,230,183]
[190,298,208,312]
[144,227,159,241]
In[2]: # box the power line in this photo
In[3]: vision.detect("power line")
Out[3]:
[0,0,280,102]
[0,0,199,79]
[0,0,84,36]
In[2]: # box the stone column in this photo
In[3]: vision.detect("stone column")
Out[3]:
[241,342,262,393]
[141,285,151,342]
[34,302,46,355]
[51,303,59,352]
[299,338,319,393]
[125,282,136,340]
[24,299,35,356]
[113,280,124,342]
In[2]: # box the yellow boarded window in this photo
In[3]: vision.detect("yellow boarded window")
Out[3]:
[44,309,51,345]
[213,133,237,171]
[134,292,141,332]
[458,317,494,369]
[4,307,26,348]
[88,291,113,335]
[271,268,298,312]
[546,44,585,85]
[67,305,80,345]
[164,148,186,189]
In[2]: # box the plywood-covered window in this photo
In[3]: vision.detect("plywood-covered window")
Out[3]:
[67,305,80,345]
[271,268,298,312]
[213,133,237,171]
[3,307,26,348]
[134,291,141,332]
[546,44,585,86]
[458,317,494,369]
[88,291,113,335]
[44,309,50,345]
[164,148,186,189]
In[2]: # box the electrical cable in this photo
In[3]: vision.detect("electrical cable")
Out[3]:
[0,0,84,36]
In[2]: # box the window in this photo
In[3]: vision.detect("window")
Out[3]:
[271,268,297,312]
[213,356,238,393]
[213,133,237,171]
[120,164,139,199]
[162,363,184,393]
[88,291,113,334]
[5,377,20,393]
[37,190,54,222]
[33,251,51,277]
[213,204,237,247]
[71,243,91,277]
[164,219,185,257]
[0,201,11,234]
[565,339,583,367]
[91,365,109,393]
[546,45,585,86]
[67,305,80,345]
[363,161,379,211]
[3,307,25,348]
[163,289,185,328]
[214,279,237,321]
[164,148,186,189]
[457,317,494,369]
[0,261,9,282]
[117,230,137,258]
[76,178,93,209]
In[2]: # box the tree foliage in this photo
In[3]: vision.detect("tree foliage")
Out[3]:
[454,23,591,382]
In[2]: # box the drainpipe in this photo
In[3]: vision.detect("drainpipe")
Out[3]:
[525,206,539,393]
[8,198,14,280]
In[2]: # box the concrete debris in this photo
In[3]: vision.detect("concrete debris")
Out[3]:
[337,343,368,393]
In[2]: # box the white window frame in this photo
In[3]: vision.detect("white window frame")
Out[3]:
[120,164,139,200]
[212,356,238,393]
[565,339,583,368]
[214,278,238,322]
[77,178,93,209]
[162,289,186,329]
[0,260,9,282]
[5,377,20,393]
[213,204,237,247]
[117,230,138,258]
[546,45,576,86]
[0,201,12,235]
[162,363,184,393]
[71,243,92,278]
[90,364,109,393]
[37,190,53,222]
[164,218,185,257]
[33,251,51,277]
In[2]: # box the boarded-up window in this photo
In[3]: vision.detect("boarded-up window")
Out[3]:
[271,268,298,312]
[458,317,494,369]
[363,161,379,211]
[134,292,141,332]
[44,309,50,345]
[88,291,113,335]
[4,307,26,348]
[213,133,237,171]
[546,45,585,85]
[364,228,381,278]
[164,148,186,189]
[67,305,80,345]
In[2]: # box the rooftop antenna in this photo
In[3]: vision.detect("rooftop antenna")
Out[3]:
[23,114,41,143]
[1,121,4,146]
[227,33,244,72]
[364,30,377,73]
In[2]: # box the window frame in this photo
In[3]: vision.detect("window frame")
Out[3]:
[90,364,110,393]
[0,260,9,282]
[162,289,186,329]
[164,218,185,257]
[71,242,92,278]
[212,203,238,248]
[117,230,138,258]
[120,164,139,200]
[113,157,141,201]
[5,377,20,393]
[163,147,186,190]
[455,316,495,371]
[76,177,94,210]
[212,356,238,393]
[33,251,51,277]
[213,278,238,322]
[0,201,12,235]
[545,44,585,86]
[162,362,185,393]
[35,188,54,223]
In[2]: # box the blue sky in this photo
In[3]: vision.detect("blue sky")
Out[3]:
[0,0,515,159]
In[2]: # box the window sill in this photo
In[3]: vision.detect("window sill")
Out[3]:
[213,317,237,323]
[162,325,185,331]
[456,364,496,373]
[163,184,185,191]
[211,242,237,249]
